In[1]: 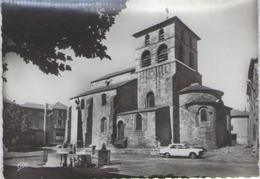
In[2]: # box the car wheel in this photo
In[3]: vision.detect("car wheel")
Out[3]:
[165,153,171,158]
[189,153,197,159]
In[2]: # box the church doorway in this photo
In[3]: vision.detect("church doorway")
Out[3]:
[118,121,124,140]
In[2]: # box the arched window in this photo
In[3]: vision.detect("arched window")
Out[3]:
[118,121,124,139]
[157,44,168,62]
[159,29,164,41]
[189,52,194,69]
[101,94,107,106]
[178,45,184,62]
[136,114,142,130]
[145,34,150,45]
[189,37,192,47]
[80,99,85,109]
[141,50,151,67]
[200,109,207,121]
[253,124,257,140]
[181,30,184,40]
[146,92,155,107]
[101,117,107,133]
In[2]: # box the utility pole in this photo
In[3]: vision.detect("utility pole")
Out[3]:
[43,103,47,146]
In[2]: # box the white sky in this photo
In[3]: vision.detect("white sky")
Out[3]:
[3,0,258,111]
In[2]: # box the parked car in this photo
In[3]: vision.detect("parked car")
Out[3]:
[159,143,204,159]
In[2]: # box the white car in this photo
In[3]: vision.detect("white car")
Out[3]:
[159,143,204,159]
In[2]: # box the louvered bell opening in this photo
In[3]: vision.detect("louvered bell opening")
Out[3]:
[142,57,151,67]
[158,48,168,62]
[145,39,150,45]
[158,53,168,62]
[159,34,164,41]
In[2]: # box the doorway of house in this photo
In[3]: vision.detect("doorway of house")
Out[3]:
[118,121,124,140]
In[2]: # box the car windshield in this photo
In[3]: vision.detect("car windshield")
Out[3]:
[183,144,190,149]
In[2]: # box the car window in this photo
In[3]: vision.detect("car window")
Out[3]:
[185,145,190,149]
[170,145,177,149]
[177,145,183,149]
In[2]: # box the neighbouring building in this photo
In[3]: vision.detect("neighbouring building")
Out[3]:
[16,102,67,146]
[3,98,13,108]
[230,109,249,146]
[66,16,232,149]
[19,102,45,146]
[247,58,258,149]
[46,102,67,146]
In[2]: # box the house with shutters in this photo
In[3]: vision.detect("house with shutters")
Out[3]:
[13,102,68,146]
[66,16,232,149]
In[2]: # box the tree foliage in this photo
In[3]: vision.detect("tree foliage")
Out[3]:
[2,0,127,81]
[3,102,30,145]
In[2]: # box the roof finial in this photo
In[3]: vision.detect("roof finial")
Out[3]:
[166,7,169,19]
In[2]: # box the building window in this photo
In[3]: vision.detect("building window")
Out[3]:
[141,50,151,67]
[101,117,107,133]
[231,125,233,131]
[200,109,208,121]
[136,114,142,131]
[146,92,155,107]
[145,34,150,45]
[181,30,184,40]
[101,94,107,106]
[81,99,85,109]
[178,45,184,62]
[189,37,192,47]
[189,52,194,69]
[231,134,237,140]
[57,110,64,117]
[253,124,257,140]
[56,133,64,140]
[159,29,164,41]
[157,44,168,62]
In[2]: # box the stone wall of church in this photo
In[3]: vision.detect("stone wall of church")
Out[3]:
[137,62,176,109]
[70,89,117,148]
[179,104,217,148]
[134,23,175,51]
[134,24,176,72]
[174,20,199,71]
[179,93,219,148]
[117,111,157,148]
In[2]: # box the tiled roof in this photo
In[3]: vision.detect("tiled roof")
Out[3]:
[53,102,67,110]
[179,83,224,97]
[231,109,249,117]
[71,80,135,99]
[3,98,13,104]
[185,96,217,107]
[91,67,135,83]
[117,106,167,116]
[20,102,45,110]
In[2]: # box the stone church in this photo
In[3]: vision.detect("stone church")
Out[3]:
[65,16,232,149]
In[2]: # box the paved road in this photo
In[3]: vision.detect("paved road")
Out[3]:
[3,147,259,178]
[102,151,259,177]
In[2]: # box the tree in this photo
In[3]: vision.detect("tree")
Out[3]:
[2,0,127,81]
[3,102,30,146]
